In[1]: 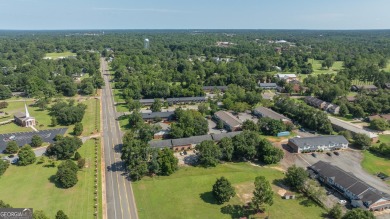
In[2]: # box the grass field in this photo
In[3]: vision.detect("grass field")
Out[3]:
[0,101,54,134]
[133,163,325,219]
[307,59,343,74]
[116,103,128,112]
[0,139,102,219]
[351,79,374,86]
[44,51,76,60]
[80,98,100,136]
[362,151,390,181]
[113,89,125,103]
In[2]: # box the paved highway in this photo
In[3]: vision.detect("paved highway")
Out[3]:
[101,58,138,219]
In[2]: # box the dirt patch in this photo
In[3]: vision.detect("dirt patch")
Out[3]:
[235,182,254,204]
[277,189,287,196]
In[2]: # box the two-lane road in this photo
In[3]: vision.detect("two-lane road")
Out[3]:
[101,58,138,219]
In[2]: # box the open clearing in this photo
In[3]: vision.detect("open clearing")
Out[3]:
[44,51,76,59]
[307,59,343,74]
[0,139,102,219]
[132,162,325,219]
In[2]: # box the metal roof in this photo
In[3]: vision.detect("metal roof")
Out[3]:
[211,131,242,141]
[328,116,378,138]
[214,111,242,128]
[149,139,173,149]
[171,135,212,146]
[141,111,174,119]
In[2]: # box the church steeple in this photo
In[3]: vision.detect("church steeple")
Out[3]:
[25,103,30,118]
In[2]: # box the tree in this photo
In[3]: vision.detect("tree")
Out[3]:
[212,177,236,204]
[5,141,19,154]
[55,210,69,219]
[0,200,12,208]
[121,138,149,180]
[198,103,208,115]
[342,209,374,219]
[0,84,12,100]
[196,140,222,167]
[150,98,162,112]
[251,176,273,212]
[353,133,372,150]
[33,210,49,219]
[46,137,83,160]
[232,131,259,160]
[49,102,87,125]
[56,160,78,188]
[126,98,141,112]
[77,158,85,169]
[242,120,258,131]
[0,159,9,176]
[74,151,81,160]
[73,122,83,136]
[51,117,58,126]
[339,130,353,141]
[18,145,36,166]
[31,135,43,147]
[258,117,286,136]
[284,165,308,191]
[219,137,234,161]
[257,139,284,164]
[128,111,144,129]
[157,148,178,175]
[35,98,50,110]
[369,119,389,131]
[216,119,224,129]
[329,204,343,219]
[339,104,349,117]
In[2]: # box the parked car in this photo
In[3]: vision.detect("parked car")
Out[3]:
[338,200,347,205]
[333,151,340,156]
[311,153,317,158]
[8,155,14,158]
[326,152,332,156]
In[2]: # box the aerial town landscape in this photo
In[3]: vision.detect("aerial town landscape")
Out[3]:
[1,1,390,219]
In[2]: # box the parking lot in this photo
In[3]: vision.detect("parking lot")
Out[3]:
[294,149,390,194]
[0,128,67,153]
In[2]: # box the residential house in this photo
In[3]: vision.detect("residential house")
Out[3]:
[253,106,292,124]
[258,83,278,90]
[276,73,297,82]
[328,116,378,142]
[305,96,339,115]
[368,114,390,122]
[351,85,378,92]
[310,161,390,211]
[288,135,348,153]
[214,111,242,131]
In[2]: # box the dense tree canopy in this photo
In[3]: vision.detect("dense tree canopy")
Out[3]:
[17,145,36,166]
[46,136,83,159]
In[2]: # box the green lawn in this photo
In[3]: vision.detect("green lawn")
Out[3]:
[0,139,102,219]
[118,115,130,131]
[307,59,343,74]
[116,103,128,112]
[80,98,100,136]
[113,89,125,103]
[44,51,76,59]
[133,163,325,219]
[378,134,390,145]
[362,150,390,180]
[0,101,55,134]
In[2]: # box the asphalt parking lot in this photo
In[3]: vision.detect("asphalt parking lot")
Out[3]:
[0,128,67,153]
[295,150,390,194]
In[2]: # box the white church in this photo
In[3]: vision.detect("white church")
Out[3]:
[14,103,36,127]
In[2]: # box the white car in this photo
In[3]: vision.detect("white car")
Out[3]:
[338,200,347,205]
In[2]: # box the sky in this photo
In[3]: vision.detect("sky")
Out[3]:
[0,0,389,30]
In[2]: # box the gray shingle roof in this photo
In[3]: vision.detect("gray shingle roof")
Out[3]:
[171,135,212,146]
[141,111,174,119]
[259,83,277,88]
[310,161,388,207]
[211,131,242,141]
[214,111,242,128]
[149,139,173,149]
[14,112,26,119]
[166,97,206,103]
[253,107,290,121]
[289,135,348,148]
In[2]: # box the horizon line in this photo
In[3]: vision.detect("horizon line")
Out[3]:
[1,28,390,31]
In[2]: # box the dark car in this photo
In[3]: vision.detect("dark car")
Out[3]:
[333,151,340,156]
[311,153,317,158]
[326,152,332,156]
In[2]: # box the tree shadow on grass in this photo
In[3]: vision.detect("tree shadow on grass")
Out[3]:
[299,198,315,207]
[199,191,219,205]
[221,204,254,219]
[48,175,63,189]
